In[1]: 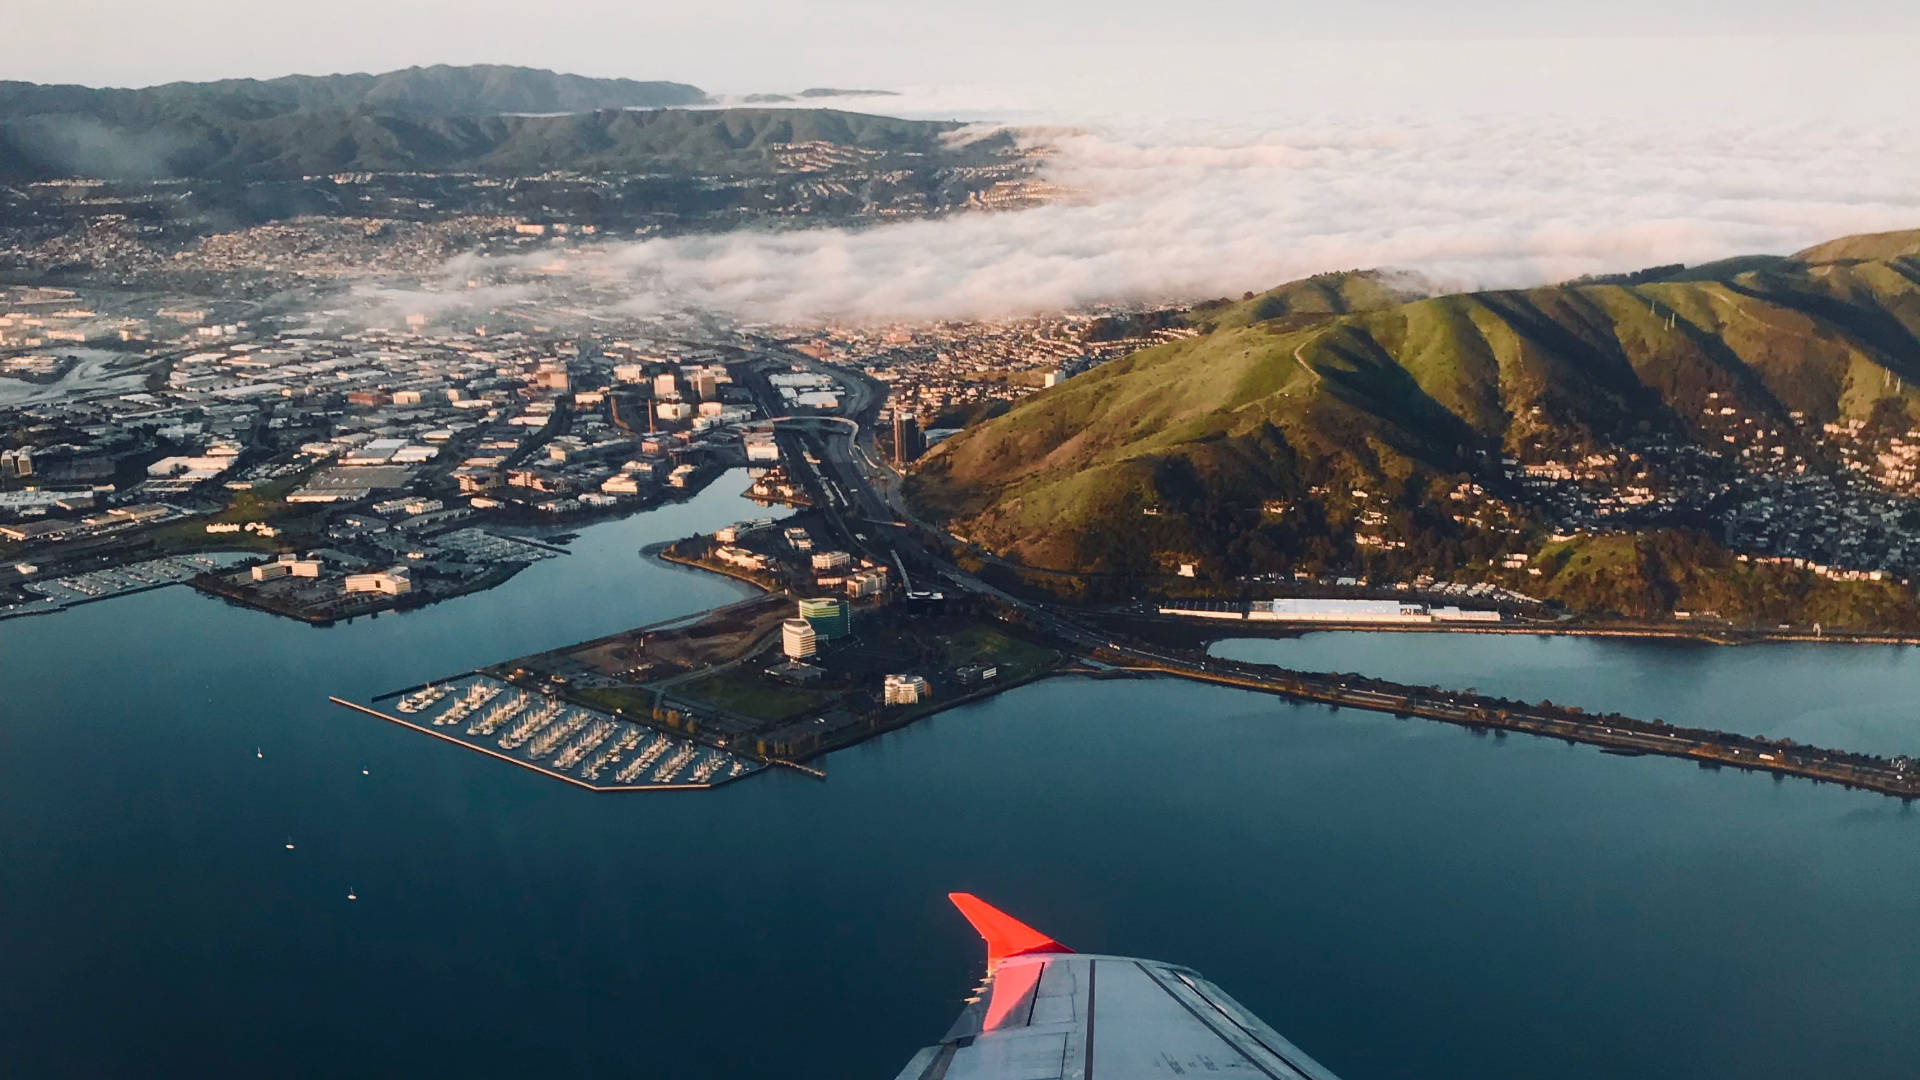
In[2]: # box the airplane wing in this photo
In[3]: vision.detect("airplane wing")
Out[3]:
[893,893,1343,1080]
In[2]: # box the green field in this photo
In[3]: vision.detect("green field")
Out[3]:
[925,623,1059,678]
[569,687,657,717]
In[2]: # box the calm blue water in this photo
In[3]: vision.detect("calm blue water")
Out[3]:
[4,480,1917,1079]
[1211,631,1920,756]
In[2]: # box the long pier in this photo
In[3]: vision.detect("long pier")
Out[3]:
[1103,653,1920,800]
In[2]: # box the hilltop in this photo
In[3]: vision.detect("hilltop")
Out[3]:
[1794,228,1920,265]
[908,240,1920,627]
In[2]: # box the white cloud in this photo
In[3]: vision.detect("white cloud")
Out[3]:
[544,110,1920,324]
[367,40,1920,327]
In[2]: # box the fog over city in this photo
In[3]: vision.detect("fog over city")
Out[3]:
[543,111,1920,323]
[347,34,1920,325]
[13,19,1920,326]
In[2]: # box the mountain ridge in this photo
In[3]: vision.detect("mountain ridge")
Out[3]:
[908,235,1920,625]
[0,64,707,121]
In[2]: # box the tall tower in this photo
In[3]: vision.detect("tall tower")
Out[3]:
[892,411,923,467]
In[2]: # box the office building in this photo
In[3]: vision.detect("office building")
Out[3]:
[798,596,850,640]
[781,618,818,659]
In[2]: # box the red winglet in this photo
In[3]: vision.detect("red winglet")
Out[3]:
[948,892,1072,969]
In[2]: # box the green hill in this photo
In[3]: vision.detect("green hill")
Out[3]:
[1083,271,1421,342]
[1794,228,1920,265]
[908,240,1920,625]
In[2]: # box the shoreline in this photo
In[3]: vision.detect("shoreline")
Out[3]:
[643,533,1920,800]
[1121,613,1920,649]
[1100,653,1920,801]
[650,543,781,594]
[192,562,527,626]
[9,465,747,628]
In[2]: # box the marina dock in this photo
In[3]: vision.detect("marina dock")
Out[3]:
[2,555,224,620]
[332,672,764,792]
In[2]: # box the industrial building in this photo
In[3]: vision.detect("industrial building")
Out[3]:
[248,552,317,580]
[742,431,780,462]
[344,566,413,596]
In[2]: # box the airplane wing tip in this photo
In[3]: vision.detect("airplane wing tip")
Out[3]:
[947,892,1071,968]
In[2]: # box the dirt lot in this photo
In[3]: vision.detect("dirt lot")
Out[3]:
[565,593,793,678]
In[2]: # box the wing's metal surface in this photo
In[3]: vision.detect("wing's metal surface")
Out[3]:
[896,896,1342,1080]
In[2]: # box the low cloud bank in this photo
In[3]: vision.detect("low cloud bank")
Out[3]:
[589,114,1920,323]
[409,107,1920,326]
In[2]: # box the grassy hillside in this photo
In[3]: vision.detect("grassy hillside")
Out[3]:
[1526,532,1920,625]
[1794,229,1920,265]
[1084,271,1420,342]
[909,240,1920,625]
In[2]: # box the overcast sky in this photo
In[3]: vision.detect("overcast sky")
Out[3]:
[8,1,1920,91]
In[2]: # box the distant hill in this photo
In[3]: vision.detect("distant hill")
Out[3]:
[1183,270,1426,332]
[740,88,900,104]
[0,65,706,124]
[1794,228,1920,265]
[908,238,1920,624]
[1082,271,1422,343]
[0,69,995,181]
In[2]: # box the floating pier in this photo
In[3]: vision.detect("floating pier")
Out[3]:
[332,672,763,792]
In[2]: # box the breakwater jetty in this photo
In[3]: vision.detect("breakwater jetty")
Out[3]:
[1099,646,1920,799]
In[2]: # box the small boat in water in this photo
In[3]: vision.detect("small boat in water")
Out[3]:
[347,887,357,901]
[284,838,295,851]
[256,748,263,759]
